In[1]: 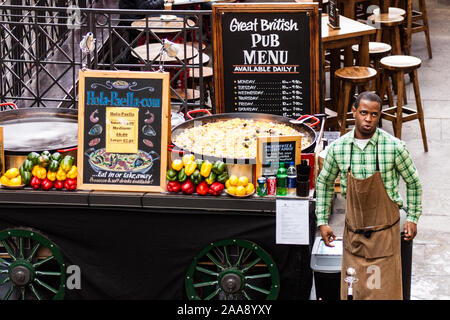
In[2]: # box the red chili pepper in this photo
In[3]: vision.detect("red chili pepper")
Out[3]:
[30,176,42,190]
[196,181,209,196]
[54,180,64,190]
[167,181,181,193]
[64,178,77,191]
[181,179,195,195]
[208,182,224,196]
[41,178,54,191]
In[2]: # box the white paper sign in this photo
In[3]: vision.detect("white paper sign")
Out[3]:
[276,199,309,245]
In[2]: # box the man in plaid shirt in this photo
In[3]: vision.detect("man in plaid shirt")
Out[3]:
[316,92,422,247]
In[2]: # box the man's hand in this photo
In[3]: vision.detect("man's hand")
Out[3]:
[319,225,336,247]
[403,221,417,241]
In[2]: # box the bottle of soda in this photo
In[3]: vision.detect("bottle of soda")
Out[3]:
[287,161,297,196]
[276,162,287,196]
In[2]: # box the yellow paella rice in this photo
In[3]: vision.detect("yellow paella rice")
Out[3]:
[173,119,312,159]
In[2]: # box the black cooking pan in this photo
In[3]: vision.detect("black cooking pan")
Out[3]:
[0,108,78,169]
[170,110,319,164]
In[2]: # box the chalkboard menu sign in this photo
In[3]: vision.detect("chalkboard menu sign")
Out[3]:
[256,135,302,178]
[328,0,340,29]
[77,70,170,192]
[213,3,320,117]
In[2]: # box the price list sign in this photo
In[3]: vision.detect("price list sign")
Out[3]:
[213,3,320,117]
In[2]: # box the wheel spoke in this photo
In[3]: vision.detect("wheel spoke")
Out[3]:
[35,271,61,276]
[223,246,232,267]
[241,257,261,273]
[33,255,54,268]
[0,269,8,274]
[245,273,271,280]
[29,283,41,300]
[27,243,41,262]
[34,278,57,294]
[245,283,270,295]
[242,290,252,300]
[236,247,245,267]
[0,277,11,286]
[21,287,25,300]
[195,266,218,277]
[193,280,218,288]
[204,288,220,300]
[206,253,225,270]
[1,240,17,261]
[0,257,11,267]
[3,284,15,300]
[19,237,24,259]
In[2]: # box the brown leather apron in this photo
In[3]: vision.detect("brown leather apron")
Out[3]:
[340,143,402,300]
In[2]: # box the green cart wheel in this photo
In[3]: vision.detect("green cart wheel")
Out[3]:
[186,239,280,300]
[0,229,66,300]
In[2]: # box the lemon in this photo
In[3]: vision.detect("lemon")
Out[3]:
[235,185,246,196]
[0,175,10,186]
[245,183,255,195]
[4,168,20,179]
[238,176,249,187]
[228,175,239,186]
[225,179,231,189]
[9,176,22,186]
[227,186,237,195]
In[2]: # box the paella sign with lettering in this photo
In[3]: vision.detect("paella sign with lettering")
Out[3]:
[0,126,4,175]
[77,70,170,192]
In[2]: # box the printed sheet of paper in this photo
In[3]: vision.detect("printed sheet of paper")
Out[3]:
[276,199,309,245]
[105,107,139,154]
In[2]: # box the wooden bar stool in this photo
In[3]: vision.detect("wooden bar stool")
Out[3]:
[367,13,404,55]
[378,55,428,152]
[335,66,377,135]
[372,7,406,17]
[404,0,432,58]
[188,66,214,105]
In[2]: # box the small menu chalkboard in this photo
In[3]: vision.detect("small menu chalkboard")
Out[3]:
[0,126,4,175]
[213,3,320,117]
[77,70,170,192]
[328,0,340,29]
[256,135,302,178]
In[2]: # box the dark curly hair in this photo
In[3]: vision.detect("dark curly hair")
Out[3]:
[354,91,382,110]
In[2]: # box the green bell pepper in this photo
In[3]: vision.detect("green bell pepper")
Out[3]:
[166,168,178,181]
[216,171,229,184]
[178,168,187,182]
[61,155,74,172]
[20,170,32,186]
[48,159,60,172]
[38,154,50,168]
[191,169,202,185]
[21,159,34,172]
[212,160,227,175]
[205,171,216,185]
[27,152,40,165]
[41,150,51,158]
[51,152,62,162]
[195,159,204,169]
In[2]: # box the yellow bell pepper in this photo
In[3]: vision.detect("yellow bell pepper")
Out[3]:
[47,170,57,181]
[67,165,78,179]
[32,166,47,180]
[184,161,197,176]
[182,154,195,166]
[56,167,67,181]
[171,159,184,171]
[200,161,212,178]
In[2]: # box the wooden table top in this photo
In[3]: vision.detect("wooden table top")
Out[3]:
[132,43,198,62]
[322,14,376,42]
[131,16,196,33]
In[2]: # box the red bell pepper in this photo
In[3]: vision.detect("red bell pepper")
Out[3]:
[41,178,54,191]
[30,176,42,190]
[196,181,209,196]
[54,180,64,190]
[64,178,77,191]
[181,179,195,195]
[167,181,181,193]
[208,182,224,196]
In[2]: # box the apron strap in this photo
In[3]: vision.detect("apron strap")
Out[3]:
[345,217,400,239]
[348,141,380,173]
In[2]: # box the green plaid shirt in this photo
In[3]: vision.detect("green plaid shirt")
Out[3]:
[316,128,422,226]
